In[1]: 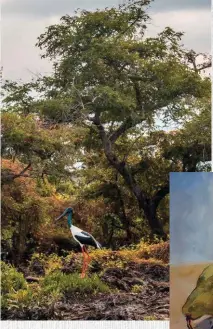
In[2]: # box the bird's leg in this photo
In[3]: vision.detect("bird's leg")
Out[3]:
[83,246,91,275]
[80,247,86,279]
[84,247,91,262]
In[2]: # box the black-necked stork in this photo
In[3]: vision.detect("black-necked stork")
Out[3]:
[55,207,101,278]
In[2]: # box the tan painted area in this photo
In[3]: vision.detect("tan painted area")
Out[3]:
[170,263,212,329]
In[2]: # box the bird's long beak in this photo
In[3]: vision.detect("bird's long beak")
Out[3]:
[55,210,67,222]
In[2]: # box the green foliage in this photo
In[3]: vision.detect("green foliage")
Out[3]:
[56,181,76,196]
[1,159,63,262]
[131,284,144,293]
[1,261,61,313]
[4,288,35,311]
[36,178,56,197]
[1,80,36,114]
[29,253,63,275]
[1,262,27,295]
[1,261,28,308]
[42,271,110,296]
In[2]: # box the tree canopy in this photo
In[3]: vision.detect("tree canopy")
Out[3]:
[1,0,211,259]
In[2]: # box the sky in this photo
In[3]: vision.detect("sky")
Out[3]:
[2,0,211,82]
[170,172,213,265]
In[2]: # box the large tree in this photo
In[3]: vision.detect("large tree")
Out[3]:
[2,0,211,237]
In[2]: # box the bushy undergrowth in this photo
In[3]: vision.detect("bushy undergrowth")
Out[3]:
[90,241,169,271]
[42,271,110,296]
[134,241,169,263]
[1,261,27,294]
[1,259,109,314]
[1,261,29,309]
[29,252,63,275]
[1,241,168,316]
[28,241,169,276]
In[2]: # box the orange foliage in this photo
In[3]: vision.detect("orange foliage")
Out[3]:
[1,158,71,243]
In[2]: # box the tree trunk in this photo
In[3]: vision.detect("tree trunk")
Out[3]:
[142,199,166,238]
[114,183,132,242]
[131,184,165,237]
[92,113,169,238]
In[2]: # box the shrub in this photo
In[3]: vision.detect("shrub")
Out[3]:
[1,261,27,295]
[29,253,63,275]
[89,243,168,273]
[42,271,110,297]
[135,241,169,264]
[5,288,34,310]
[1,261,28,309]
[1,260,62,313]
[90,249,127,271]
[2,282,62,315]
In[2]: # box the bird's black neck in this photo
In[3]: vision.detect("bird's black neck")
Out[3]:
[67,213,72,228]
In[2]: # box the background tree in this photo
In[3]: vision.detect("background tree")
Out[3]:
[2,0,211,241]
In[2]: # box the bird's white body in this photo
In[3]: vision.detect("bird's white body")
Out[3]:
[70,225,101,248]
[70,225,84,246]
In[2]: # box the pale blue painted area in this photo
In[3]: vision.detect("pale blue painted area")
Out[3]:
[170,173,213,265]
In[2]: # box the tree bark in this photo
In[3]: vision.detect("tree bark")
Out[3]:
[142,199,166,238]
[113,183,132,242]
[132,187,167,237]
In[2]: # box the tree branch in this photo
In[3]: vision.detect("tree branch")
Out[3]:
[186,50,212,73]
[152,184,169,209]
[16,162,32,177]
[91,112,147,206]
[109,114,144,144]
[109,117,134,143]
[2,162,32,185]
[197,60,212,72]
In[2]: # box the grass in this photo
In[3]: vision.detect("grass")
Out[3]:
[1,262,109,314]
[1,261,29,309]
[41,271,110,296]
[1,261,27,295]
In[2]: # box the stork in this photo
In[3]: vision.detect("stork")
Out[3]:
[55,207,101,278]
